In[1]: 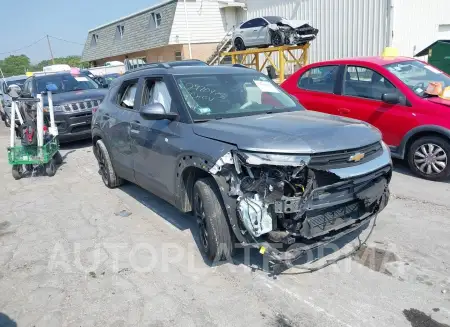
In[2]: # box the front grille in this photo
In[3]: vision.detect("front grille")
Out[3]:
[301,201,363,239]
[61,100,101,113]
[309,142,383,169]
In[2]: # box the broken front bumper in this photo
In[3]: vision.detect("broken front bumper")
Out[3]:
[212,142,392,265]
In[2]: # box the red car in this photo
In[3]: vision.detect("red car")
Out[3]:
[281,56,450,181]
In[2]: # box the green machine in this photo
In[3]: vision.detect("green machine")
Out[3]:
[415,40,450,75]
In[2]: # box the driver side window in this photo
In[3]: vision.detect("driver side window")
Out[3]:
[141,78,172,112]
[22,79,32,97]
[343,66,399,101]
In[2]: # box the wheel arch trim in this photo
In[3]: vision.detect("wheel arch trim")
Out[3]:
[397,125,450,159]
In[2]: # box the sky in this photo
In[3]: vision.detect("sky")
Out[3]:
[0,0,159,63]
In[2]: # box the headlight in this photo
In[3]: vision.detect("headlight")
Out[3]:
[239,152,311,166]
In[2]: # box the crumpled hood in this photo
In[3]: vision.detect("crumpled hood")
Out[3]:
[427,97,450,108]
[279,19,311,29]
[42,89,107,106]
[193,111,381,154]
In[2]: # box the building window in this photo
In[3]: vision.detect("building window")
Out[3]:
[175,51,182,61]
[115,25,124,40]
[90,34,99,47]
[150,12,162,29]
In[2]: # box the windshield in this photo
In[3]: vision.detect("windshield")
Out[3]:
[175,73,301,121]
[384,60,450,97]
[264,16,283,24]
[36,74,99,94]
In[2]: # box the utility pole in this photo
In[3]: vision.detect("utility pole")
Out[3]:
[183,0,192,59]
[46,35,55,64]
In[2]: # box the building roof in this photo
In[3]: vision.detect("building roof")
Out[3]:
[81,0,177,62]
[415,40,450,57]
[89,0,176,32]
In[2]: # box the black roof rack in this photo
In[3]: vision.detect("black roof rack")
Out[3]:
[124,59,208,74]
[232,63,249,68]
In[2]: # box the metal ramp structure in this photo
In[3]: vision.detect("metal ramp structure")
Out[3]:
[206,30,234,65]
[219,43,311,83]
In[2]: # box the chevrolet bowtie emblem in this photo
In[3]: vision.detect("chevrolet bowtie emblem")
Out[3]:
[349,152,365,162]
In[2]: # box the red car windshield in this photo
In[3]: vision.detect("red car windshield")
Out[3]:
[384,60,450,97]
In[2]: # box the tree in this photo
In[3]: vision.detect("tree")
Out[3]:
[31,55,82,71]
[0,55,31,77]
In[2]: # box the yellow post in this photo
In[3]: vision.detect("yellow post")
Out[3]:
[279,47,285,82]
[303,44,309,67]
[231,54,236,64]
[255,53,260,72]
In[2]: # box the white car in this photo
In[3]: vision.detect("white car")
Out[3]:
[232,16,318,51]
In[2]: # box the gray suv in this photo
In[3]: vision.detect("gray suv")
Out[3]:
[92,62,392,267]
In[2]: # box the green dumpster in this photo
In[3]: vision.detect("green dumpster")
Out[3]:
[415,40,450,75]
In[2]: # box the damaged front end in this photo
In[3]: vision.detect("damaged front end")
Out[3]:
[269,19,319,45]
[209,142,392,264]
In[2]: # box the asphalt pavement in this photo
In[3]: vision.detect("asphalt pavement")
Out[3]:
[0,125,449,327]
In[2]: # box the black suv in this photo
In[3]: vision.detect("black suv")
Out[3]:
[92,61,392,266]
[20,72,108,142]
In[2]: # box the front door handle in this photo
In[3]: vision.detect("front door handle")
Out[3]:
[130,120,141,134]
[338,108,350,114]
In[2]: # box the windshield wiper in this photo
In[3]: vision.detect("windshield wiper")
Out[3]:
[194,117,223,123]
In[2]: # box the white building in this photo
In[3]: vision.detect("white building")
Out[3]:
[81,0,450,66]
[81,0,246,65]
[243,0,450,62]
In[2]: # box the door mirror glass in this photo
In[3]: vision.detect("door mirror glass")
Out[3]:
[7,84,22,98]
[140,103,178,120]
[381,93,400,104]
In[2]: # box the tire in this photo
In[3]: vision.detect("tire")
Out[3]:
[234,38,246,51]
[407,136,450,181]
[45,159,57,177]
[4,115,10,128]
[94,139,123,188]
[53,151,63,165]
[271,31,284,47]
[193,178,234,261]
[12,165,23,180]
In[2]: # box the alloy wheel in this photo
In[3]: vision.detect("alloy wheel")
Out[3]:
[194,193,209,251]
[413,143,448,175]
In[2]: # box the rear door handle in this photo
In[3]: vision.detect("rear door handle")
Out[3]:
[338,108,350,114]
[103,113,110,120]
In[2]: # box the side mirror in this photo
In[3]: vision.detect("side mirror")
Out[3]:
[7,84,22,98]
[381,93,400,105]
[140,103,178,120]
[46,83,58,92]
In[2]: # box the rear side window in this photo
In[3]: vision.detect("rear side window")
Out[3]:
[116,79,139,109]
[298,65,339,94]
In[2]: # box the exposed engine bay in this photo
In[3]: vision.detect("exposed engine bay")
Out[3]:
[209,149,391,248]
[268,19,319,46]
